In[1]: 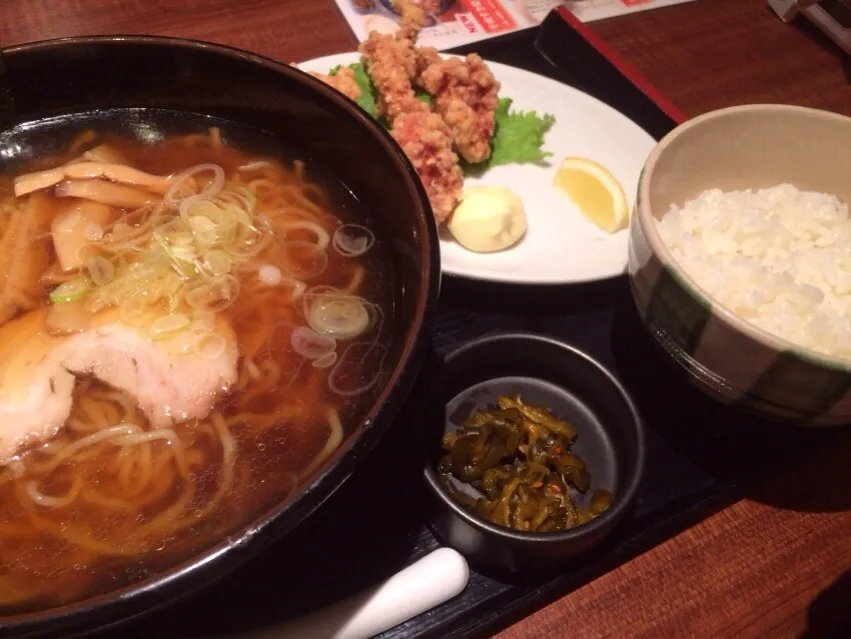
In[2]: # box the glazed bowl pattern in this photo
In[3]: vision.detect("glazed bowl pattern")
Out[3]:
[629,104,851,425]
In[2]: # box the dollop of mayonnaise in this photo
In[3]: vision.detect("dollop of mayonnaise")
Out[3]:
[447,186,527,253]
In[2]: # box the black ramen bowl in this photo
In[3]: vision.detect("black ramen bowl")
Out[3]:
[421,333,645,574]
[0,36,439,636]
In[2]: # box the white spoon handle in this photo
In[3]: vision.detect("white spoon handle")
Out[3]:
[248,547,469,639]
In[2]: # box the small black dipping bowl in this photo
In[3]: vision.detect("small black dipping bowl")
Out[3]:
[421,333,645,574]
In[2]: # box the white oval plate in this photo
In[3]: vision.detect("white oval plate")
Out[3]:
[298,53,657,285]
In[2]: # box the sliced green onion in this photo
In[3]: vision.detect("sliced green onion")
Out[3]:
[162,330,196,354]
[312,351,338,369]
[186,199,223,221]
[190,313,216,333]
[224,235,270,260]
[193,332,228,360]
[169,231,195,246]
[85,258,172,314]
[72,181,289,318]
[306,292,370,339]
[154,231,198,264]
[282,220,330,250]
[184,275,240,313]
[204,249,232,276]
[189,215,215,232]
[149,313,191,338]
[120,296,158,327]
[167,293,182,313]
[332,224,375,257]
[214,275,240,301]
[239,187,257,212]
[50,279,90,304]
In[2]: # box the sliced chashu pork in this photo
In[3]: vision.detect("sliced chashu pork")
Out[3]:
[61,313,238,429]
[0,310,76,461]
[0,308,238,461]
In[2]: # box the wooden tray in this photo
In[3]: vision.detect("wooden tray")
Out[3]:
[101,10,825,639]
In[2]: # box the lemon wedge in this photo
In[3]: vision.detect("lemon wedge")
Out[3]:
[553,157,629,233]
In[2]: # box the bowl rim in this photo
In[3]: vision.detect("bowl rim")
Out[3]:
[0,34,442,635]
[636,103,851,373]
[422,331,646,546]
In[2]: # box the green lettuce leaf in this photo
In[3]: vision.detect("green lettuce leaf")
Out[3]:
[329,63,378,119]
[486,97,555,168]
[347,63,379,119]
[415,89,433,107]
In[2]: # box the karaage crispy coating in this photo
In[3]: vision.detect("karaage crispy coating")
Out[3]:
[416,52,500,164]
[359,12,464,221]
[307,67,363,102]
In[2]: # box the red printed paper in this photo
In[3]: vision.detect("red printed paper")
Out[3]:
[461,0,517,33]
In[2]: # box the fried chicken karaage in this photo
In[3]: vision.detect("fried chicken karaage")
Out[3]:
[358,1,463,222]
[306,67,363,102]
[392,111,464,223]
[309,0,500,224]
[359,33,419,122]
[394,0,427,43]
[416,52,500,164]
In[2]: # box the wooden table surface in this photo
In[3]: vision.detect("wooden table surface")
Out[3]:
[2,0,851,637]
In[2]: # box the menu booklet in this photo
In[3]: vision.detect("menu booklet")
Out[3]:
[335,0,702,50]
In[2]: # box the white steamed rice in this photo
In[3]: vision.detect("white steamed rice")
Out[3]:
[656,184,851,360]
